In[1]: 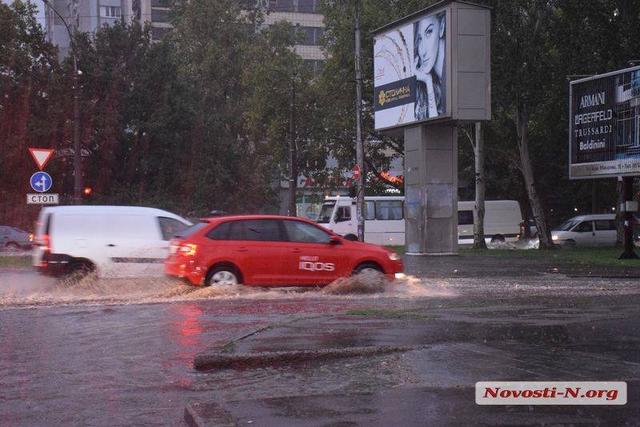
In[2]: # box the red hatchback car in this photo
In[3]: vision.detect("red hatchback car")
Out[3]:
[165,215,403,286]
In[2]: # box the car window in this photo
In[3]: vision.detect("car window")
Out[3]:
[158,217,189,240]
[283,220,331,243]
[364,201,375,220]
[177,221,208,238]
[222,220,285,241]
[206,222,232,240]
[376,200,403,220]
[595,220,616,231]
[316,202,335,223]
[335,206,351,222]
[573,221,593,232]
[458,210,473,225]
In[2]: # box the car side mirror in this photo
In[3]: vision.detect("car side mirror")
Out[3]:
[329,236,341,245]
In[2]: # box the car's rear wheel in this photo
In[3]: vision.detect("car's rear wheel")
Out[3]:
[5,242,20,251]
[353,262,383,275]
[206,265,241,286]
[490,234,505,243]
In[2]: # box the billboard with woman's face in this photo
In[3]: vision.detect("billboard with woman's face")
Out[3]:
[374,11,446,131]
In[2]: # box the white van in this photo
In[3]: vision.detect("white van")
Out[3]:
[316,197,522,246]
[33,206,191,278]
[551,214,617,247]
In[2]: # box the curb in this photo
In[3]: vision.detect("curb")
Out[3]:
[194,345,418,371]
[184,402,237,427]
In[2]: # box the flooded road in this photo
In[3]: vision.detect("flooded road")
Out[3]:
[1,271,639,425]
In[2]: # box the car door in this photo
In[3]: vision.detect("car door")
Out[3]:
[571,221,595,246]
[594,219,617,246]
[224,219,291,285]
[281,220,347,285]
[104,214,165,277]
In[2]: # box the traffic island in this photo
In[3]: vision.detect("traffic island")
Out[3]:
[194,345,417,371]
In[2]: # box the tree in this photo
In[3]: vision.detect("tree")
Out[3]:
[243,21,326,215]
[491,0,560,248]
[0,1,59,228]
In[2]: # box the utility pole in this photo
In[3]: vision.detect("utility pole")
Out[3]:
[288,77,298,216]
[619,176,638,259]
[44,0,82,204]
[354,0,365,241]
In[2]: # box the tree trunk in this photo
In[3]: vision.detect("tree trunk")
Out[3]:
[288,79,298,216]
[473,122,487,249]
[515,106,554,249]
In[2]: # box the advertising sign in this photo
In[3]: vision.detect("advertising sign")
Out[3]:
[373,10,447,130]
[570,66,640,179]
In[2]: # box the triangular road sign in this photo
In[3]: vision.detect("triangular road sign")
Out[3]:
[28,148,54,170]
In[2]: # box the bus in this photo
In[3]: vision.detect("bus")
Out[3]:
[316,196,522,246]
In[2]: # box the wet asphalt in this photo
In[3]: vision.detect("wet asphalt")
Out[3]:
[0,258,639,426]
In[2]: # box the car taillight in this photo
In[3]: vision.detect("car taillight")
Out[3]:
[178,243,197,257]
[36,234,50,253]
[29,233,34,242]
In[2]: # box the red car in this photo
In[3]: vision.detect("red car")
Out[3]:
[165,215,403,286]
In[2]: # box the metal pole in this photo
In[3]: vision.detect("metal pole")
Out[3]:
[354,0,365,241]
[44,0,82,203]
[72,54,82,204]
[619,176,638,259]
[288,77,297,216]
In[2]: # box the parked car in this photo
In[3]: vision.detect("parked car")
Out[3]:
[33,206,191,278]
[165,215,403,286]
[0,226,33,250]
[551,214,617,247]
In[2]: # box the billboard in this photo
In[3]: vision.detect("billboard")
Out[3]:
[373,11,447,130]
[570,66,640,179]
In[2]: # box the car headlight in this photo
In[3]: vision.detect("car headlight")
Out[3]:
[388,252,400,261]
[552,235,558,241]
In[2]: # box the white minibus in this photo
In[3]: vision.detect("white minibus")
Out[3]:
[316,196,522,246]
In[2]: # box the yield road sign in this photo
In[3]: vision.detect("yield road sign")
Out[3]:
[30,171,53,193]
[28,148,54,170]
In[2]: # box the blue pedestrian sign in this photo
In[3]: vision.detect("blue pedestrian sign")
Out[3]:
[30,171,53,193]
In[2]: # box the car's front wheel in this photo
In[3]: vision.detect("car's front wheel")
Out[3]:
[206,265,241,286]
[353,262,383,275]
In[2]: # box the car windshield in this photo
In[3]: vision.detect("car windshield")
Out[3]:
[175,221,208,238]
[557,219,580,231]
[316,202,336,223]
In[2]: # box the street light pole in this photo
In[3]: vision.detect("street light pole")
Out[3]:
[44,0,82,204]
[354,0,365,242]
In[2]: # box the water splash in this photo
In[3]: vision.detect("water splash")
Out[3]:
[0,271,455,309]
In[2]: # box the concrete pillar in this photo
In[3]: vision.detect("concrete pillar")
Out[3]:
[404,124,458,255]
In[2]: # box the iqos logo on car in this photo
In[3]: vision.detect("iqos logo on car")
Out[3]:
[299,256,335,272]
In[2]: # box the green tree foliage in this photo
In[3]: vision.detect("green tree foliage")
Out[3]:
[317,0,431,185]
[0,1,59,228]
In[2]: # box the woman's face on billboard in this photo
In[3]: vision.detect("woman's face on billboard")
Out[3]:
[416,16,440,72]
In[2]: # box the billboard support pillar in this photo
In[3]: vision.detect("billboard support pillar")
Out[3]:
[619,176,638,259]
[404,123,458,255]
